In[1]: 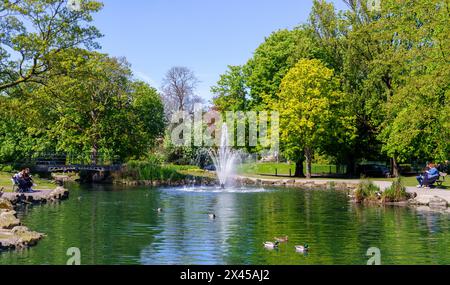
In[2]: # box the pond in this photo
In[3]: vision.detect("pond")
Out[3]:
[1,184,449,265]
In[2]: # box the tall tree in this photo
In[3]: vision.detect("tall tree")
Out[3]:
[267,59,354,178]
[0,0,103,92]
[132,81,166,149]
[309,0,395,174]
[211,65,248,112]
[161,66,202,118]
[376,0,450,168]
[25,49,165,162]
[244,28,319,108]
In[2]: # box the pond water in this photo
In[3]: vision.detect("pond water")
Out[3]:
[1,184,450,265]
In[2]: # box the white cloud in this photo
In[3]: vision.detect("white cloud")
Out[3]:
[134,71,159,89]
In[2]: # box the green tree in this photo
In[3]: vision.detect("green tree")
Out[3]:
[308,0,391,175]
[267,59,354,178]
[0,0,103,92]
[376,0,450,167]
[244,28,318,108]
[26,49,164,162]
[131,81,166,150]
[211,65,248,112]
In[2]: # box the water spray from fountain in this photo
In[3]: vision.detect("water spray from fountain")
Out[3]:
[209,124,239,189]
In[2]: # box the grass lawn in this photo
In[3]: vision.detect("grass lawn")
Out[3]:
[238,162,345,176]
[0,172,55,192]
[169,165,218,180]
[238,163,449,189]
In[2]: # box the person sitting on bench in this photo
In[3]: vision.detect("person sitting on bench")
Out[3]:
[13,168,34,193]
[417,162,440,188]
[23,168,34,192]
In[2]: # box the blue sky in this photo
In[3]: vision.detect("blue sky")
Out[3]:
[93,0,347,102]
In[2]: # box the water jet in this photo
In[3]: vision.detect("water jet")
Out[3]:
[209,124,238,188]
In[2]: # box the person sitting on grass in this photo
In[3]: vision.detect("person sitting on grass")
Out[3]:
[417,162,440,189]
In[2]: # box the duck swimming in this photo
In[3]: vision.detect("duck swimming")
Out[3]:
[264,241,280,249]
[295,244,309,253]
[274,236,289,243]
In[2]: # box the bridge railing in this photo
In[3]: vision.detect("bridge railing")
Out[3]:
[32,152,122,167]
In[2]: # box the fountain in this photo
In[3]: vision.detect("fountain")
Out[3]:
[209,124,239,188]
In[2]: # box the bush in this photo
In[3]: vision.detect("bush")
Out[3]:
[355,180,380,203]
[1,165,13,173]
[382,177,408,202]
[116,160,187,182]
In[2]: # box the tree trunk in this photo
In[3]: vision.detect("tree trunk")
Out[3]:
[295,158,305,178]
[305,147,313,179]
[91,144,99,165]
[390,157,400,178]
[346,155,356,178]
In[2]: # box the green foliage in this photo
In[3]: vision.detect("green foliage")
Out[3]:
[117,160,186,182]
[376,0,450,163]
[1,165,13,173]
[161,131,195,165]
[211,65,248,112]
[382,177,408,202]
[131,81,166,149]
[211,0,449,172]
[267,59,355,177]
[0,49,166,163]
[0,96,55,162]
[244,28,319,108]
[237,162,345,176]
[355,180,380,203]
[339,0,450,165]
[0,0,103,92]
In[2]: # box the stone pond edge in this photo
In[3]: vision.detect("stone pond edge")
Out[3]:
[0,187,69,251]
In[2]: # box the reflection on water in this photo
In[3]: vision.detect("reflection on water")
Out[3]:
[1,184,450,265]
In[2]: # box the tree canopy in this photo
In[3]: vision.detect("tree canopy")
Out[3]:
[0,0,103,92]
[212,0,449,177]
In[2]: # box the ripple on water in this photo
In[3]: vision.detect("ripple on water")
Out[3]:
[1,184,450,265]
[161,186,271,194]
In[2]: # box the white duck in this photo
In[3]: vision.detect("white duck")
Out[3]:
[263,241,280,249]
[295,244,310,253]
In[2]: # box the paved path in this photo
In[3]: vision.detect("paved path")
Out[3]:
[2,190,52,200]
[405,187,450,204]
[374,181,450,204]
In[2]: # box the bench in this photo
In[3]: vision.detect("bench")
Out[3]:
[11,177,19,193]
[436,172,447,187]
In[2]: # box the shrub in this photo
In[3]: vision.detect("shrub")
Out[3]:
[355,180,380,203]
[382,177,408,202]
[116,160,187,182]
[1,165,13,173]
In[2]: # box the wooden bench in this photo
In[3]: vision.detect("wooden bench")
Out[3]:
[436,172,447,187]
